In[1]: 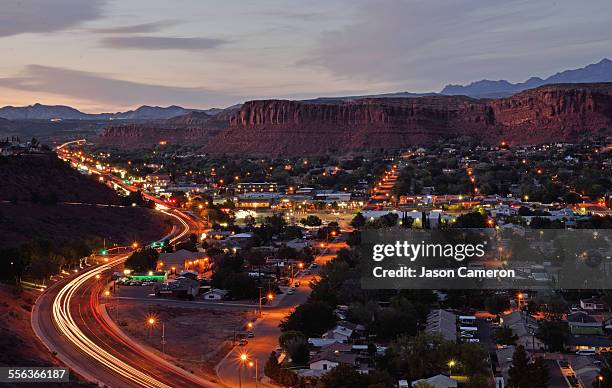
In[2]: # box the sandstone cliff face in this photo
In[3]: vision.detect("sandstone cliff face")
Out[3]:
[98,83,612,154]
[488,84,612,143]
[205,83,612,155]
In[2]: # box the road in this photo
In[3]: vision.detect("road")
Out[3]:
[215,240,346,388]
[31,202,214,387]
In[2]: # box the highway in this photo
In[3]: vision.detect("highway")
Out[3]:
[32,144,215,387]
[32,207,216,387]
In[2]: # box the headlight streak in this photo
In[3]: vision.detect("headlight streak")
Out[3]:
[50,209,193,388]
[52,257,171,388]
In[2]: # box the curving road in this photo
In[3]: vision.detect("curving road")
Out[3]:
[32,205,216,387]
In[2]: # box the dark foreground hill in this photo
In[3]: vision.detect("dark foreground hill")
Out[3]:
[0,153,171,247]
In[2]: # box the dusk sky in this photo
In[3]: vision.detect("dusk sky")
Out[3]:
[1,0,611,112]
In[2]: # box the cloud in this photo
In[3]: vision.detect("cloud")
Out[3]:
[0,0,104,37]
[255,11,325,22]
[302,0,612,91]
[0,65,240,109]
[89,20,178,34]
[99,36,229,50]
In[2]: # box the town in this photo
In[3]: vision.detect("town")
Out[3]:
[2,136,598,387]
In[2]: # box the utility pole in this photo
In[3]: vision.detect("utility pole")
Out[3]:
[255,359,258,388]
[258,286,263,318]
[161,321,166,353]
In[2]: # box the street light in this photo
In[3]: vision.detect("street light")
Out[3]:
[239,353,248,388]
[146,316,156,337]
[448,360,456,376]
[132,242,139,249]
[248,358,259,388]
[598,375,603,388]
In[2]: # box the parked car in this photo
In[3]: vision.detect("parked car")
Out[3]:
[287,289,295,295]
[247,331,254,338]
[239,339,248,346]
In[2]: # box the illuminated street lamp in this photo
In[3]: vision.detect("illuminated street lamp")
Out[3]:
[146,316,156,337]
[248,358,259,387]
[239,353,248,388]
[132,242,139,249]
[448,360,456,376]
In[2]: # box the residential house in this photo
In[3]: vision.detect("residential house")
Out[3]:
[202,288,228,300]
[308,338,342,348]
[426,309,457,342]
[580,297,606,312]
[309,348,358,372]
[322,321,365,343]
[412,374,458,388]
[501,311,542,350]
[568,312,603,335]
[157,249,208,274]
[495,345,515,383]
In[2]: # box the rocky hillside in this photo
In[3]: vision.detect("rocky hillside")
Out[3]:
[98,111,229,146]
[204,83,612,155]
[0,153,171,247]
[97,83,612,155]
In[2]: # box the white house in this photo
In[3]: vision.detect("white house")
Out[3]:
[309,349,357,372]
[580,297,606,311]
[202,288,228,300]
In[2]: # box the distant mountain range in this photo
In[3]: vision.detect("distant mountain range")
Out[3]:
[0,103,226,121]
[2,59,612,120]
[440,58,612,98]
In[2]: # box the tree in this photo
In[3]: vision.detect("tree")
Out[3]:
[264,352,281,380]
[280,301,336,337]
[350,213,366,229]
[300,215,322,227]
[593,354,612,388]
[124,248,159,273]
[278,331,309,364]
[221,272,257,299]
[531,357,549,388]
[492,326,518,345]
[453,211,488,228]
[264,213,286,235]
[316,364,368,388]
[508,345,530,388]
[508,346,549,388]
[536,320,568,352]
[485,295,510,315]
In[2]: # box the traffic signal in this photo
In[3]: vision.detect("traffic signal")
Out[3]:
[101,249,108,256]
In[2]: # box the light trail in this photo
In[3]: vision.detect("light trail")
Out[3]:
[161,209,192,244]
[55,139,86,151]
[52,256,171,388]
[47,207,195,387]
